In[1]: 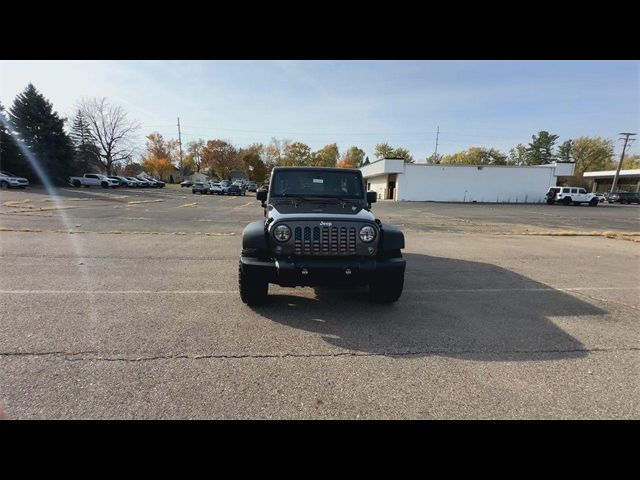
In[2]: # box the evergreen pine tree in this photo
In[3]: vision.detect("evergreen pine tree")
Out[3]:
[0,102,25,177]
[70,109,101,172]
[8,83,75,185]
[525,131,559,165]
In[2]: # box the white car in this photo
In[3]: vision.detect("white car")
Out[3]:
[209,182,223,195]
[68,174,120,188]
[0,170,29,189]
[546,186,599,206]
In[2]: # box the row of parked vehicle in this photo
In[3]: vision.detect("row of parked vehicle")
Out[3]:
[67,174,165,188]
[184,179,259,196]
[546,186,640,206]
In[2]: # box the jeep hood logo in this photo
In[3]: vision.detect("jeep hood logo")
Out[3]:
[320,221,332,226]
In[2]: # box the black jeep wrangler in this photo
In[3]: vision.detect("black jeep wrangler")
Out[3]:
[238,167,406,305]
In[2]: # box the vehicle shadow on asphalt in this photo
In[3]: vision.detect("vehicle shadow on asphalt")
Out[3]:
[253,253,605,361]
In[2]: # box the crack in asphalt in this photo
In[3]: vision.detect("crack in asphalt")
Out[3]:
[1,346,638,362]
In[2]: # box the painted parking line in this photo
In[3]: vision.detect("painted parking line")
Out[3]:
[0,287,637,295]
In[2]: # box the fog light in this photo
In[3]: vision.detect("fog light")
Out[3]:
[345,268,351,275]
[301,268,308,275]
[274,245,283,254]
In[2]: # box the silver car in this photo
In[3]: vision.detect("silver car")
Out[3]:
[0,170,29,189]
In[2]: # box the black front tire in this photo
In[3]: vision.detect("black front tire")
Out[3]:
[0,181,9,190]
[369,270,404,303]
[589,199,598,207]
[562,197,572,206]
[238,261,269,305]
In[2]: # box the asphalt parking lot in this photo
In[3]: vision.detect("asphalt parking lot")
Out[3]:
[1,185,639,419]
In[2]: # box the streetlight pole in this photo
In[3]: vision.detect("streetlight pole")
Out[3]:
[610,132,636,194]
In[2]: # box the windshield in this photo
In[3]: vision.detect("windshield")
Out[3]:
[0,170,16,177]
[270,170,364,199]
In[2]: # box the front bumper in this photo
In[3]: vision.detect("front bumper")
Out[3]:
[240,255,405,287]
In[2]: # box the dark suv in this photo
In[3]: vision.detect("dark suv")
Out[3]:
[238,167,406,305]
[607,192,640,204]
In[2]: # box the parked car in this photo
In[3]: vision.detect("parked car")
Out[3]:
[607,192,640,204]
[109,176,137,187]
[68,174,120,188]
[131,177,150,187]
[209,182,223,195]
[226,184,245,196]
[593,193,607,203]
[546,186,599,206]
[246,181,258,192]
[141,177,165,188]
[0,170,29,189]
[232,180,247,194]
[180,180,194,188]
[125,177,145,187]
[151,178,165,188]
[192,182,209,194]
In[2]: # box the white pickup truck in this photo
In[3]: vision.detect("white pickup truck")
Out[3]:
[68,174,120,188]
[546,186,599,206]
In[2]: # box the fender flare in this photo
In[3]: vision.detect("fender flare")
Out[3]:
[242,220,269,256]
[378,223,405,252]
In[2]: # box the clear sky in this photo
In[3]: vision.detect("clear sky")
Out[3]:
[1,60,638,160]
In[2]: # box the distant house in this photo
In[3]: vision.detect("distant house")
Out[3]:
[229,170,249,182]
[167,167,183,184]
[188,172,210,183]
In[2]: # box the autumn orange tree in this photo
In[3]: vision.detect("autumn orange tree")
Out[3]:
[311,143,339,167]
[238,143,268,182]
[141,156,173,179]
[141,132,177,179]
[337,146,366,168]
[201,139,241,179]
[122,162,142,177]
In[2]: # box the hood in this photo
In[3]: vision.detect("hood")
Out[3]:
[269,202,375,222]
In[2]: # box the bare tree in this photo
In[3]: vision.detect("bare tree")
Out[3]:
[77,98,140,175]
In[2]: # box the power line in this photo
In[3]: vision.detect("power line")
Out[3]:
[140,123,524,140]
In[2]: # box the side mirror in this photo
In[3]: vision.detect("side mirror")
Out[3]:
[367,191,377,204]
[256,190,267,202]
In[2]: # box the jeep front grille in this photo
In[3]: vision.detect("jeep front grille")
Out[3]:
[294,226,357,256]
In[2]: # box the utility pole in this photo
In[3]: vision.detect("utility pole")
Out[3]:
[610,132,636,194]
[434,125,440,162]
[177,117,183,173]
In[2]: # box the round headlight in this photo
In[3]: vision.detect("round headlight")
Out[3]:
[359,225,376,243]
[273,224,291,242]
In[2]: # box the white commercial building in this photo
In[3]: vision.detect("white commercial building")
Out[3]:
[360,158,575,203]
